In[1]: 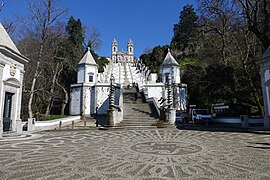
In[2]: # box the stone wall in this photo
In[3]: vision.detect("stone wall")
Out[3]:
[70,83,121,116]
[95,83,121,115]
[142,83,187,111]
[70,85,82,115]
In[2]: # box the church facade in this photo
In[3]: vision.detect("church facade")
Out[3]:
[110,39,134,63]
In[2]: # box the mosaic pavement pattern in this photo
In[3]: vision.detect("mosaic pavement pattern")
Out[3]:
[0,129,270,179]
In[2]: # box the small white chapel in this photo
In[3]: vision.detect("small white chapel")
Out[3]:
[0,23,28,137]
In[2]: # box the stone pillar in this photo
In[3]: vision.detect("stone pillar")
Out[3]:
[81,86,86,121]
[107,75,115,126]
[27,118,35,131]
[109,75,115,109]
[0,61,5,138]
[166,108,176,124]
[166,73,176,124]
[16,119,22,133]
[107,109,116,126]
[15,69,25,133]
[167,74,173,109]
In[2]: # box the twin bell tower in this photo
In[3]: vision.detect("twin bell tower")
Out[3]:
[111,38,134,63]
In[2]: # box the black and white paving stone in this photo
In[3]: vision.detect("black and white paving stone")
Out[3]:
[0,129,270,179]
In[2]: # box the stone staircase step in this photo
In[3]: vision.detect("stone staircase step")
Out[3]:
[121,119,157,122]
[119,125,156,128]
[120,121,156,124]
[122,119,157,121]
[119,86,159,129]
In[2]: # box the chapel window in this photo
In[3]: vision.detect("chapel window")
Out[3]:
[89,73,94,82]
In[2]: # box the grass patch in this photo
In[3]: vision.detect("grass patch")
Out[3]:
[38,115,68,121]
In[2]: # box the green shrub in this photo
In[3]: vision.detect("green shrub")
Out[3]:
[38,115,68,121]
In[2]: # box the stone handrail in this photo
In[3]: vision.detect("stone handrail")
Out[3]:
[141,89,160,117]
[146,97,160,117]
[128,63,134,83]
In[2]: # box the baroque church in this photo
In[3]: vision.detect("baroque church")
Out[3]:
[70,38,187,125]
[111,38,134,63]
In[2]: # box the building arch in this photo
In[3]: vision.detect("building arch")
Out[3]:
[3,77,21,89]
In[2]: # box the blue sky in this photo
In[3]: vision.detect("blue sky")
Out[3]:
[0,0,197,58]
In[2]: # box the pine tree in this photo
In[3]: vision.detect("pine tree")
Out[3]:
[171,5,198,53]
[56,16,85,114]
[61,16,85,84]
[66,16,84,50]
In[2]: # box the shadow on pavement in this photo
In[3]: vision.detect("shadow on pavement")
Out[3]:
[246,142,270,150]
[94,115,107,127]
[176,123,270,134]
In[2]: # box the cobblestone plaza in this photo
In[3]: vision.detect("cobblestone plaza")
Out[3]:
[0,128,270,179]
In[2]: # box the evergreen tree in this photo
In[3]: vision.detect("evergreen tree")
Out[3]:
[61,16,85,85]
[140,45,169,75]
[171,5,198,53]
[55,16,85,114]
[66,16,85,48]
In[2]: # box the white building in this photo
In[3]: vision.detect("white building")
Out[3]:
[70,48,98,116]
[110,38,134,63]
[0,23,28,137]
[160,49,181,84]
[70,40,187,122]
[258,46,270,129]
[70,47,122,116]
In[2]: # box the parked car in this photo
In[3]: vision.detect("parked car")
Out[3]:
[175,112,184,124]
[192,109,212,124]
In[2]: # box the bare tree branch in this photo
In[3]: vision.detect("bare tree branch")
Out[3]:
[0,0,4,12]
[84,25,102,50]
[235,0,270,50]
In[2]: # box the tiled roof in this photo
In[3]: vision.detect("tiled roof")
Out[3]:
[78,47,97,66]
[0,23,20,54]
[161,49,179,66]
